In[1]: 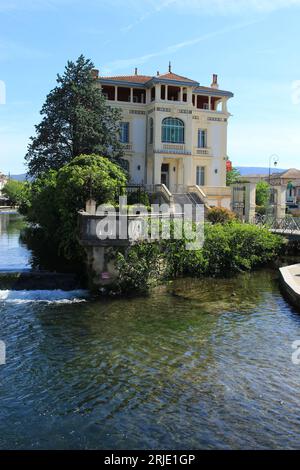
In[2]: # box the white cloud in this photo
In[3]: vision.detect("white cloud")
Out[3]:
[119,0,300,15]
[104,19,261,73]
[117,0,300,38]
[162,0,300,15]
[0,0,74,12]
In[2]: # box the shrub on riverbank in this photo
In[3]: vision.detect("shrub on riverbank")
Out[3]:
[207,207,236,224]
[112,222,284,294]
[22,154,127,262]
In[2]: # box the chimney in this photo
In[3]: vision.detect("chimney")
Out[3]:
[134,67,138,76]
[91,69,99,80]
[157,71,160,76]
[211,74,219,89]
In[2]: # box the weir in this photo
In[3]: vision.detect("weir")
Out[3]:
[0,271,82,291]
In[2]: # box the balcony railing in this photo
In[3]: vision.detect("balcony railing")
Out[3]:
[122,143,133,152]
[154,144,191,155]
[194,147,211,156]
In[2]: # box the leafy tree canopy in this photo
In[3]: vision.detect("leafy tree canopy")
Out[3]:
[24,154,127,260]
[2,179,30,209]
[226,167,241,186]
[25,55,124,177]
[256,180,270,207]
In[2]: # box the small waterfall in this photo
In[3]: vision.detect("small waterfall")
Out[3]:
[0,289,89,304]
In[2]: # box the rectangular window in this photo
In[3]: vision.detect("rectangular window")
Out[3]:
[120,122,129,143]
[196,166,205,186]
[198,129,207,148]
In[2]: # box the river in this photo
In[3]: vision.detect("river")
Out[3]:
[0,212,300,449]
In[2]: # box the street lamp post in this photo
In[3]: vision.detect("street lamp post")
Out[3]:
[268,154,279,185]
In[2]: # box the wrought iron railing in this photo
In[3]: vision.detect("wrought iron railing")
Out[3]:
[253,214,300,233]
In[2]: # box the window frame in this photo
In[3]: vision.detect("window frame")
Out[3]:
[196,166,205,186]
[161,117,185,144]
[198,129,207,148]
[120,122,130,143]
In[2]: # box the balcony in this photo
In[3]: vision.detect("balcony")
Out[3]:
[123,143,133,153]
[194,147,211,156]
[154,143,191,155]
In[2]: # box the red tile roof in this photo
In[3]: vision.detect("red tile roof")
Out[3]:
[100,75,152,84]
[100,71,198,84]
[156,72,197,83]
[99,72,233,96]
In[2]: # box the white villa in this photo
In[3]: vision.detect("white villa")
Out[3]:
[94,65,234,208]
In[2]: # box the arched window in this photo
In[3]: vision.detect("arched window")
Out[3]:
[149,118,154,144]
[162,117,184,144]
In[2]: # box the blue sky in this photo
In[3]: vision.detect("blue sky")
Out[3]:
[1,0,300,174]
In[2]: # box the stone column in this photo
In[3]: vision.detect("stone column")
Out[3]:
[86,199,96,215]
[178,159,184,186]
[183,156,193,187]
[244,183,256,223]
[275,185,286,220]
[154,155,163,185]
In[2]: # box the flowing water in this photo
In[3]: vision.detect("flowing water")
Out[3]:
[0,213,300,449]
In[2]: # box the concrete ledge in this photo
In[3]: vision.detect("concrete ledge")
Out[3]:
[0,271,82,291]
[279,264,300,310]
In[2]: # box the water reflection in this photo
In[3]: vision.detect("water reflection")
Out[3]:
[0,213,31,271]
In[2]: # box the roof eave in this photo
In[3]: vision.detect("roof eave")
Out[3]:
[98,78,149,88]
[149,77,199,87]
[194,88,234,98]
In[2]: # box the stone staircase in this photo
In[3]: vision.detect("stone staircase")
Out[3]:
[172,191,210,219]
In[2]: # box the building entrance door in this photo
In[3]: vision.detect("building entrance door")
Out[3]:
[161,164,170,188]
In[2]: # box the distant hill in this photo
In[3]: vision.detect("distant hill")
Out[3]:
[10,174,27,182]
[236,167,287,176]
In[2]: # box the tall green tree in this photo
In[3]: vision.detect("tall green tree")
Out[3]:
[226,167,241,186]
[25,55,123,177]
[256,181,270,207]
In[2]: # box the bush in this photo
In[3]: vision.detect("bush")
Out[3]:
[161,236,207,278]
[25,154,127,261]
[126,190,150,207]
[207,207,236,224]
[224,222,283,273]
[111,221,283,294]
[113,242,161,295]
[2,179,31,208]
